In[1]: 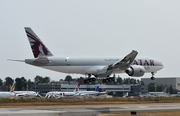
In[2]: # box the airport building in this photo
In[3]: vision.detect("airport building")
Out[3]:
[61,84,147,97]
[141,77,180,90]
[31,82,148,97]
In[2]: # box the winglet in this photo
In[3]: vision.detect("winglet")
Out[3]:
[9,83,15,92]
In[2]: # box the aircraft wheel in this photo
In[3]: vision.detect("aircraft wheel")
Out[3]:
[89,78,92,82]
[86,79,90,83]
[84,80,87,84]
[92,78,96,82]
[102,79,105,83]
[151,77,155,80]
[111,77,115,82]
[105,79,109,83]
[102,79,106,83]
[108,78,112,82]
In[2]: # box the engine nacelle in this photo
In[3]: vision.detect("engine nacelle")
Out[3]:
[125,65,145,77]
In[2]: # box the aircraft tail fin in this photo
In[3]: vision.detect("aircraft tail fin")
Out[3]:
[95,85,99,92]
[9,83,15,92]
[24,27,53,58]
[162,87,168,93]
[73,82,80,92]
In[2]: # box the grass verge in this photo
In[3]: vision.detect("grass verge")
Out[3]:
[0,97,180,107]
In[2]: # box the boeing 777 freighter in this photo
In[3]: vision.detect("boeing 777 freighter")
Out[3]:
[9,27,164,83]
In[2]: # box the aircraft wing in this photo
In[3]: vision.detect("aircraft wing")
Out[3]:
[108,50,138,70]
[97,50,138,76]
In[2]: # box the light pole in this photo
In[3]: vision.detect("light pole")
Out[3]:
[35,81,36,92]
[168,85,169,95]
[154,81,157,94]
[27,82,28,91]
[51,81,55,91]
[123,85,124,96]
[35,80,38,92]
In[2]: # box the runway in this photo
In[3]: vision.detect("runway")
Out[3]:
[1,103,180,116]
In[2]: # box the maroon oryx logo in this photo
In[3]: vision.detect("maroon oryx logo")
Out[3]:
[26,31,48,58]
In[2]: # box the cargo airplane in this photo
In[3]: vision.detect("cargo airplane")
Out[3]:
[9,27,164,83]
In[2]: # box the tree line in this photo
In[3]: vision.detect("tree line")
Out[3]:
[0,75,178,94]
[0,75,144,91]
[0,76,51,91]
[63,75,145,85]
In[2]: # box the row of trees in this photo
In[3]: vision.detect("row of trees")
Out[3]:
[0,75,179,94]
[0,76,51,91]
[0,75,144,91]
[64,75,145,85]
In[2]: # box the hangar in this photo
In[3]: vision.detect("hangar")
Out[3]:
[141,77,180,90]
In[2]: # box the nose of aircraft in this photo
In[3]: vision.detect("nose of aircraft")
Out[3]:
[156,59,164,70]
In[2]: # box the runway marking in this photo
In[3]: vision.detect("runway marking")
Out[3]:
[0,109,66,114]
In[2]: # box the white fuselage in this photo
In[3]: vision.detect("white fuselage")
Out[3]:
[25,56,163,76]
[14,91,38,98]
[45,91,76,98]
[77,91,100,96]
[148,92,169,97]
[0,92,15,98]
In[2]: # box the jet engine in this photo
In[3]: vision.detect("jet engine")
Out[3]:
[125,65,145,77]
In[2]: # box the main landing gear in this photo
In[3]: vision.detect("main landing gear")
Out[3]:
[83,77,96,84]
[151,72,155,80]
[83,74,116,84]
[102,77,115,83]
[83,74,96,84]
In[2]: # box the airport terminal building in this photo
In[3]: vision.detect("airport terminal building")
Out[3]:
[141,77,180,90]
[31,82,148,97]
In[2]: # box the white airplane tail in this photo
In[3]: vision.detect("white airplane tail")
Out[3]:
[95,85,99,92]
[162,87,168,93]
[9,83,15,92]
[24,27,53,58]
[73,82,80,93]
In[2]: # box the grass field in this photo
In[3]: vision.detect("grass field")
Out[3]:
[0,97,179,107]
[0,97,180,106]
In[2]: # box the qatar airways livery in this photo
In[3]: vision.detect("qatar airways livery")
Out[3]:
[9,27,164,83]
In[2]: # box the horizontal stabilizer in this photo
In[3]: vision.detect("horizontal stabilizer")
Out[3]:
[34,57,49,64]
[7,59,25,62]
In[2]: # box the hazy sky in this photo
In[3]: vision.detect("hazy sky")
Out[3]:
[1,0,180,81]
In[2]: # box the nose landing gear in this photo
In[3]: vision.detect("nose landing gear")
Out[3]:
[151,72,155,80]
